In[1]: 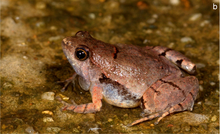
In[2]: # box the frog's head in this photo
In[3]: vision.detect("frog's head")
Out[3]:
[62,31,116,82]
[61,31,94,79]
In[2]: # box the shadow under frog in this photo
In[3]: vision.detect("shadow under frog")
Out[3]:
[56,31,199,126]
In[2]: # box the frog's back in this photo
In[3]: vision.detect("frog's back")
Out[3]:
[91,43,179,98]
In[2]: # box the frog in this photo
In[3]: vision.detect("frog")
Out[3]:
[57,31,199,126]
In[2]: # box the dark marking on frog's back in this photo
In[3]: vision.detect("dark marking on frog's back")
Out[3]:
[176,59,183,67]
[112,46,119,59]
[158,48,172,57]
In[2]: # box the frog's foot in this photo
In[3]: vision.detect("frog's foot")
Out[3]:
[56,95,77,110]
[127,113,160,127]
[56,85,103,113]
[56,73,77,92]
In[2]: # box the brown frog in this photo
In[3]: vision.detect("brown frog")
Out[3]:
[57,31,199,126]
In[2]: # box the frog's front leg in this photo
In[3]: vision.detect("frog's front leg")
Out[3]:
[58,84,103,113]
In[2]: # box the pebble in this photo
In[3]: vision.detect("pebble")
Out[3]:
[170,0,180,6]
[43,117,54,122]
[124,114,128,117]
[72,128,80,133]
[189,13,202,21]
[50,26,57,31]
[197,101,202,105]
[196,63,206,69]
[180,37,194,43]
[211,115,217,122]
[25,126,39,134]
[42,110,53,115]
[200,20,210,27]
[88,127,101,134]
[46,127,61,133]
[48,36,61,41]
[152,14,158,19]
[108,118,113,122]
[199,85,204,92]
[184,124,191,131]
[147,18,155,24]
[58,93,70,101]
[35,2,46,9]
[209,82,216,86]
[172,112,209,126]
[41,92,55,100]
[3,82,13,89]
[150,124,154,127]
[88,13,96,19]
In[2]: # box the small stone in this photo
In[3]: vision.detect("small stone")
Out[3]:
[46,127,61,133]
[48,36,61,41]
[23,56,28,59]
[197,101,202,105]
[211,115,217,122]
[189,13,202,21]
[41,92,55,100]
[152,14,158,19]
[88,13,96,19]
[58,93,70,101]
[35,2,46,9]
[171,112,210,126]
[200,20,210,27]
[25,126,39,134]
[50,26,57,31]
[210,82,216,86]
[42,110,53,115]
[3,82,13,89]
[150,124,154,127]
[108,118,113,122]
[88,127,101,134]
[144,29,153,34]
[184,124,191,131]
[72,128,80,133]
[180,37,194,43]
[124,114,128,117]
[196,63,206,69]
[147,18,155,24]
[170,0,180,6]
[168,42,175,48]
[43,117,54,122]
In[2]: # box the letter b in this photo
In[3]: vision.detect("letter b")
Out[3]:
[213,3,218,10]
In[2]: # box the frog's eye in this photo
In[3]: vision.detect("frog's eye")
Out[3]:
[75,47,89,61]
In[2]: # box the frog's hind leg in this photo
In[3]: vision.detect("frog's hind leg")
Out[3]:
[129,90,197,126]
[151,46,196,74]
[129,76,199,126]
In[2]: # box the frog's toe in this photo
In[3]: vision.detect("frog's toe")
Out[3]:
[62,104,77,111]
[129,113,160,126]
[55,95,63,102]
[56,73,77,92]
